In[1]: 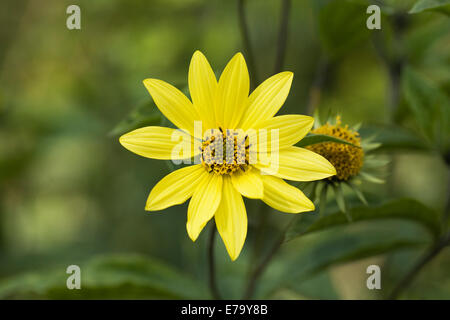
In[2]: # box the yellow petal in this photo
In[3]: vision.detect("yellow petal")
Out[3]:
[239,72,293,130]
[119,126,197,160]
[261,175,314,213]
[143,78,200,135]
[189,51,217,130]
[256,115,314,151]
[230,169,263,199]
[256,146,336,181]
[186,173,223,241]
[146,165,207,211]
[216,52,249,129]
[215,177,247,261]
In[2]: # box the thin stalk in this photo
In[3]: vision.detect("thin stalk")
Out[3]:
[388,232,450,299]
[246,202,269,279]
[443,168,450,224]
[306,56,330,115]
[371,12,408,120]
[237,0,259,86]
[273,0,291,74]
[208,224,222,300]
[242,217,295,299]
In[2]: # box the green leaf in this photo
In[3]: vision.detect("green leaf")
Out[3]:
[288,221,428,278]
[109,100,162,137]
[359,171,385,184]
[285,198,441,243]
[346,181,368,206]
[281,271,340,299]
[297,133,360,148]
[318,183,328,217]
[258,219,431,298]
[402,66,450,149]
[0,254,207,299]
[332,183,350,221]
[359,124,430,152]
[409,0,450,14]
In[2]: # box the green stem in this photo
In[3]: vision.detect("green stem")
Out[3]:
[273,0,291,74]
[208,224,222,300]
[246,202,269,279]
[242,217,295,299]
[306,56,330,115]
[237,0,259,86]
[388,232,450,299]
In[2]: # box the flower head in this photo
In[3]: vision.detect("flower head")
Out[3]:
[119,51,336,260]
[306,115,387,220]
[307,116,364,181]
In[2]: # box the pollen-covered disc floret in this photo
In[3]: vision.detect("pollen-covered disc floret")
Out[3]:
[307,116,363,181]
[201,128,250,175]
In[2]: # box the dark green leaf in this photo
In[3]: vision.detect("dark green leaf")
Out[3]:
[0,254,207,299]
[409,0,450,14]
[286,198,441,243]
[359,124,430,152]
[297,133,360,148]
[283,271,340,299]
[258,219,431,298]
[402,66,450,148]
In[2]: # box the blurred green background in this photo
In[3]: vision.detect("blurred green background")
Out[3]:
[0,0,449,299]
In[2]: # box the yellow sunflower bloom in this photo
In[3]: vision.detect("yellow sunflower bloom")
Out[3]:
[119,51,336,260]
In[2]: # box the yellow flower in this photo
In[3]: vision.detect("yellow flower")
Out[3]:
[307,116,364,181]
[119,51,336,260]
[305,115,387,219]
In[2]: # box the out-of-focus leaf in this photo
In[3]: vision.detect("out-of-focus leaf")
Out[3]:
[382,246,450,299]
[0,254,207,299]
[313,0,372,58]
[270,271,340,299]
[286,198,441,242]
[297,133,360,148]
[402,66,450,151]
[332,183,349,219]
[258,219,431,298]
[109,100,162,137]
[359,125,430,151]
[409,0,450,14]
[359,171,385,184]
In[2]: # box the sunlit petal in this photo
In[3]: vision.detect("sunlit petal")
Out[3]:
[215,53,249,129]
[146,165,207,211]
[256,146,336,181]
[230,169,263,199]
[143,78,200,135]
[189,51,217,129]
[239,71,293,130]
[186,173,223,241]
[256,115,314,151]
[261,175,314,213]
[215,177,247,261]
[119,126,197,160]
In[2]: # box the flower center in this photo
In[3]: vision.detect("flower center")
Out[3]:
[307,117,364,181]
[201,128,250,175]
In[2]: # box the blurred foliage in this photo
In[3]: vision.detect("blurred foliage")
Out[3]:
[0,255,207,299]
[0,0,449,300]
[296,133,361,148]
[286,198,442,242]
[409,0,450,14]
